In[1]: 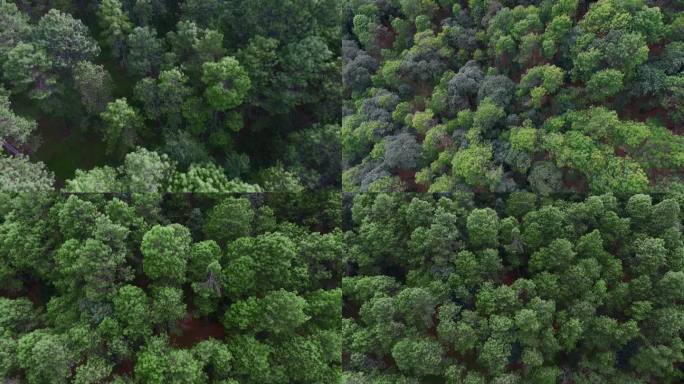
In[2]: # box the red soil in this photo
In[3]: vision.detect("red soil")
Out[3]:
[112,359,134,376]
[620,96,678,133]
[426,305,440,337]
[397,168,428,192]
[170,314,226,348]
[502,271,519,286]
[376,25,396,51]
[562,169,589,195]
[0,280,44,307]
[614,146,628,157]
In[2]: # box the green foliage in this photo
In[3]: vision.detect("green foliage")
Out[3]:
[0,93,37,145]
[122,147,173,193]
[452,144,498,188]
[201,56,251,111]
[342,0,683,193]
[345,193,684,382]
[510,125,537,152]
[256,164,304,192]
[97,0,132,59]
[586,69,624,101]
[0,297,36,334]
[224,289,310,335]
[73,61,113,115]
[168,163,261,193]
[33,9,100,70]
[2,42,54,99]
[224,232,302,298]
[0,156,54,192]
[528,161,563,196]
[0,0,340,190]
[518,64,565,107]
[17,331,71,384]
[64,148,259,193]
[113,284,151,341]
[0,193,341,382]
[141,224,192,284]
[467,208,500,248]
[203,197,254,245]
[73,357,112,384]
[100,98,143,156]
[392,337,445,377]
[126,26,163,77]
[0,1,31,60]
[151,286,186,329]
[473,98,505,132]
[187,240,221,281]
[4,2,684,384]
[135,336,204,384]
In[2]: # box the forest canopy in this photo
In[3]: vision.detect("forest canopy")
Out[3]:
[0,0,341,192]
[342,0,684,194]
[2,0,684,383]
[0,192,341,383]
[343,192,684,383]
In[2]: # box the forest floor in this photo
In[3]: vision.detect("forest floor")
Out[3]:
[33,117,109,185]
[29,43,134,184]
[9,89,111,184]
[170,314,226,348]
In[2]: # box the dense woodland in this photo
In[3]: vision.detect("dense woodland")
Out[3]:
[342,0,684,193]
[343,192,684,383]
[2,0,684,383]
[0,192,341,383]
[0,0,341,192]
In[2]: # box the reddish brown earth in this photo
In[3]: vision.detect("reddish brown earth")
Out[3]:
[343,300,360,319]
[112,359,134,376]
[433,6,453,34]
[170,314,226,348]
[416,84,435,98]
[523,47,545,69]
[502,271,519,286]
[397,169,428,192]
[649,168,675,183]
[619,97,678,133]
[437,134,453,151]
[24,281,43,306]
[108,313,226,377]
[426,305,440,337]
[614,146,628,157]
[133,274,150,290]
[381,354,397,370]
[576,0,591,19]
[0,280,45,307]
[562,169,589,195]
[376,25,396,51]
[648,43,665,57]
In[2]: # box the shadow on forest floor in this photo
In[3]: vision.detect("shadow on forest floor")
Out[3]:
[33,116,109,186]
